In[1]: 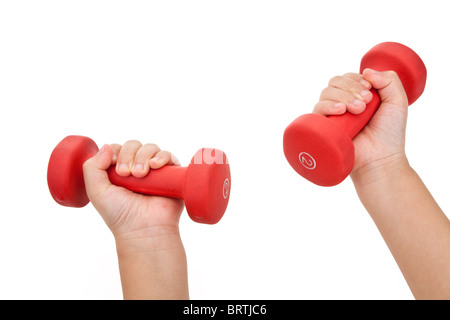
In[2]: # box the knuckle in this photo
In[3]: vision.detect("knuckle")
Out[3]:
[119,140,142,159]
[124,139,142,148]
[134,144,161,162]
[328,76,341,86]
[82,158,93,170]
[319,87,329,99]
[352,81,365,92]
[343,72,361,79]
[386,70,399,79]
[109,144,121,155]
[143,143,160,151]
[159,150,171,158]
[109,143,121,150]
[313,101,326,113]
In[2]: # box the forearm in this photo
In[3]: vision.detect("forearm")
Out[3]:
[352,157,450,299]
[115,227,189,300]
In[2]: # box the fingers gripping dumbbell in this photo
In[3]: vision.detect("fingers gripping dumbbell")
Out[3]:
[283,42,427,186]
[47,135,231,224]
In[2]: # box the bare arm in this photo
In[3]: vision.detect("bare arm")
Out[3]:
[352,155,450,299]
[316,69,450,299]
[115,227,189,300]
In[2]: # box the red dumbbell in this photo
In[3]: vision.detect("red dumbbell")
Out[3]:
[283,42,427,186]
[47,135,231,224]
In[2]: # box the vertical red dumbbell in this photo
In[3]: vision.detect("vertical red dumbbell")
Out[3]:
[283,42,427,186]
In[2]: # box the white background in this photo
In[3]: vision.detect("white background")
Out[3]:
[0,1,449,300]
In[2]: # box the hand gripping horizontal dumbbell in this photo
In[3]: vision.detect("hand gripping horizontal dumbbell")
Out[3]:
[47,135,231,224]
[283,42,427,186]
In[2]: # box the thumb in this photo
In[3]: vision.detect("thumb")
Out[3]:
[362,68,408,108]
[83,144,113,202]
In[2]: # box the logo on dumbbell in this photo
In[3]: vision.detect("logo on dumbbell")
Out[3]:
[223,178,230,199]
[299,152,316,170]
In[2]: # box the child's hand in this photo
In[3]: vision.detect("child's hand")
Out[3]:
[313,69,409,180]
[83,141,189,299]
[82,140,185,240]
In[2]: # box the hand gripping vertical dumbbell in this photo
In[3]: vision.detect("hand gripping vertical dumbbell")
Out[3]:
[47,135,231,224]
[283,42,427,186]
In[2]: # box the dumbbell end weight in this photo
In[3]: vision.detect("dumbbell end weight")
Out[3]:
[184,148,231,224]
[47,135,98,207]
[283,114,354,186]
[360,42,426,105]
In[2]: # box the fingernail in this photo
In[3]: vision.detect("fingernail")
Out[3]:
[352,99,365,107]
[133,163,144,172]
[360,79,371,89]
[98,145,107,154]
[333,103,345,110]
[118,163,128,171]
[152,156,161,162]
[360,89,370,98]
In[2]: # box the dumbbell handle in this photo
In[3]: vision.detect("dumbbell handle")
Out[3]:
[107,165,186,199]
[329,88,381,139]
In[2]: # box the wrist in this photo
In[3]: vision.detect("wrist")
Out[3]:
[114,226,184,257]
[350,152,411,188]
[114,226,189,300]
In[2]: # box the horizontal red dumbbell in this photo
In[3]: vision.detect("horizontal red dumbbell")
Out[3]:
[47,135,231,224]
[283,42,427,186]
